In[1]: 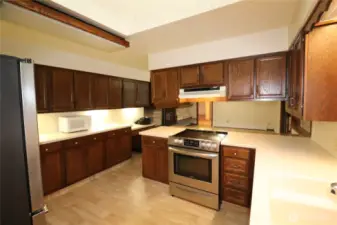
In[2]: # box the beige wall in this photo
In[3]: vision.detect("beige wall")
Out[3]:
[0,20,150,80]
[311,122,337,158]
[288,0,318,45]
[213,101,281,132]
[38,108,144,134]
[148,27,288,70]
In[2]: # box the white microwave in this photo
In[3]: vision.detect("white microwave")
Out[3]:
[58,116,91,133]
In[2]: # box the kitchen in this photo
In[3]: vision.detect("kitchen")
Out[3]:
[1,0,337,225]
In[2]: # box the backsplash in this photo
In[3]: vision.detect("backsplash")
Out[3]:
[37,108,144,134]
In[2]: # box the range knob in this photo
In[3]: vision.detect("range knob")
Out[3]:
[174,139,180,144]
[211,143,217,149]
[206,143,211,148]
[201,142,207,148]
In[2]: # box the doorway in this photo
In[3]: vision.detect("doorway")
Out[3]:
[198,102,213,127]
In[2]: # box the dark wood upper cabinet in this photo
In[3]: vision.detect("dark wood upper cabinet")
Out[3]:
[123,80,137,108]
[166,69,179,105]
[228,59,254,100]
[74,71,93,110]
[200,62,225,86]
[50,67,74,112]
[136,81,150,107]
[34,65,51,113]
[180,65,200,88]
[304,24,337,121]
[108,77,122,109]
[151,69,179,108]
[151,70,167,105]
[93,75,109,109]
[256,54,286,99]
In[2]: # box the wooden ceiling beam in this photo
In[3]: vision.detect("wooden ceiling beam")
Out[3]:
[6,0,130,47]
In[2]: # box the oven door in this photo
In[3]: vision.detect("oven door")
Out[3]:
[169,146,219,194]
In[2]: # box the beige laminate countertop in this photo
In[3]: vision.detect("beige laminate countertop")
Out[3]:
[39,123,156,145]
[140,126,337,225]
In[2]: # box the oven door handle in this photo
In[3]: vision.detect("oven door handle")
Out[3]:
[168,146,218,159]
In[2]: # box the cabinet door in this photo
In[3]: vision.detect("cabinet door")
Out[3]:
[304,24,337,121]
[142,146,157,180]
[93,75,109,109]
[200,62,224,86]
[123,80,137,108]
[105,137,118,168]
[293,37,305,118]
[136,81,150,107]
[157,147,168,184]
[165,69,179,106]
[228,59,254,100]
[180,65,200,88]
[118,132,132,163]
[87,141,105,175]
[34,65,51,113]
[51,68,74,111]
[256,54,286,99]
[108,77,122,109]
[40,150,64,195]
[74,71,93,110]
[65,147,88,185]
[151,70,167,105]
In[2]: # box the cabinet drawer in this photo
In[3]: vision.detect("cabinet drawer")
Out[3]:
[223,187,249,207]
[142,136,167,148]
[223,147,250,160]
[224,158,249,175]
[40,142,62,153]
[224,173,249,190]
[63,136,89,148]
[107,127,131,137]
[87,132,106,142]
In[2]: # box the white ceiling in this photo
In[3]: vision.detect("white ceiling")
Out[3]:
[1,0,302,69]
[49,0,242,36]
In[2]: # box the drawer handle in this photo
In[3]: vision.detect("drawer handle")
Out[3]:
[233,152,237,156]
[152,141,155,143]
[75,142,78,145]
[112,133,115,136]
[93,137,97,140]
[125,130,127,133]
[45,148,49,152]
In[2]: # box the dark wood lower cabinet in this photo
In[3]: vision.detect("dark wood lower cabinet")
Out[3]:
[221,146,255,208]
[142,136,168,184]
[40,142,64,195]
[87,141,105,175]
[40,128,133,195]
[65,146,88,185]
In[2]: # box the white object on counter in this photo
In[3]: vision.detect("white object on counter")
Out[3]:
[58,115,91,133]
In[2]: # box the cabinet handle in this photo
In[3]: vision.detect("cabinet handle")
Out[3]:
[125,130,127,133]
[112,133,115,136]
[152,141,155,144]
[233,152,237,156]
[45,148,49,152]
[75,142,78,145]
[93,137,97,140]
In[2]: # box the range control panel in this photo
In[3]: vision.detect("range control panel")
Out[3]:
[171,138,218,152]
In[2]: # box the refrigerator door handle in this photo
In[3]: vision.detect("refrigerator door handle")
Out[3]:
[32,204,49,216]
[32,205,48,225]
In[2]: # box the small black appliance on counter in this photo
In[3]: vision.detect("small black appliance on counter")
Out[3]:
[135,117,152,125]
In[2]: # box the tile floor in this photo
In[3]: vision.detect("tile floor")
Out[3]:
[45,153,250,225]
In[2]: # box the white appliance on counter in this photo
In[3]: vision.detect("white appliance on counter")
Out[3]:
[179,86,226,100]
[58,116,91,133]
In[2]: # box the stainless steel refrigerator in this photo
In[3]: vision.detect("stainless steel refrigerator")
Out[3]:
[1,55,48,225]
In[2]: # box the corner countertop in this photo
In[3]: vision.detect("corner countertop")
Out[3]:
[139,126,337,225]
[39,123,156,145]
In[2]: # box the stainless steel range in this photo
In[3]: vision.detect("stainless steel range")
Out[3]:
[168,129,227,210]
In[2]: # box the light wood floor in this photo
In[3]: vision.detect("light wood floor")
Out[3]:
[45,153,250,225]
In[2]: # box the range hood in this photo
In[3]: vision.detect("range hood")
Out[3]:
[179,86,227,103]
